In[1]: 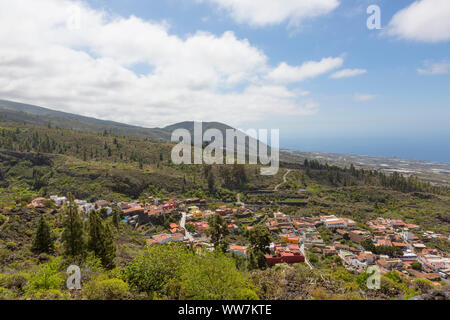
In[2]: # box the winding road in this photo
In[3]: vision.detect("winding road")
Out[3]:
[274,169,292,191]
[180,211,194,242]
[300,244,314,270]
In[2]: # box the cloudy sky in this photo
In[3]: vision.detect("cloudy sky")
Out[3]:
[0,0,449,161]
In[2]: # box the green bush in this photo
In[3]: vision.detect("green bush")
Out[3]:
[25,258,64,294]
[178,252,259,300]
[0,273,30,291]
[413,278,434,294]
[0,287,15,300]
[6,241,17,251]
[28,289,68,300]
[411,262,422,271]
[83,278,130,300]
[124,243,191,296]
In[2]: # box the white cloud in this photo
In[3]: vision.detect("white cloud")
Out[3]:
[387,0,450,42]
[354,94,376,102]
[418,60,450,75]
[0,0,330,127]
[202,0,340,27]
[267,57,343,84]
[330,68,367,79]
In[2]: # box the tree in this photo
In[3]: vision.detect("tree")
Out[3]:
[88,211,104,256]
[207,171,216,194]
[101,225,117,270]
[247,225,271,270]
[112,208,121,229]
[62,193,86,260]
[31,215,54,254]
[248,225,271,253]
[206,214,229,253]
[88,210,116,269]
[411,262,422,271]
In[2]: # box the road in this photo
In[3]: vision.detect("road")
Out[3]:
[300,244,314,269]
[274,169,292,191]
[180,211,194,242]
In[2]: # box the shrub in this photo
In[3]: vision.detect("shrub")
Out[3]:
[413,278,434,294]
[124,243,191,296]
[411,262,422,271]
[0,273,30,291]
[0,287,15,300]
[177,252,259,300]
[25,258,64,294]
[83,278,130,300]
[6,241,17,251]
[28,289,68,300]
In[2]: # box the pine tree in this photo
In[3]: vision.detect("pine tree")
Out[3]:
[101,225,116,269]
[88,210,104,255]
[112,209,121,229]
[31,215,54,254]
[62,193,86,260]
[206,214,229,253]
[88,210,116,269]
[207,171,216,194]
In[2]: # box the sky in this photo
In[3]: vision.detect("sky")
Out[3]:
[0,0,449,162]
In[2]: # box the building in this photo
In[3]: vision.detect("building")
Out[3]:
[229,244,247,258]
[349,230,371,243]
[265,252,305,266]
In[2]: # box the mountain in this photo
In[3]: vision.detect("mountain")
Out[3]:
[0,99,262,155]
[0,99,171,140]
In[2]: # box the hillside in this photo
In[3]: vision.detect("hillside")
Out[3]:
[0,117,449,301]
[2,99,448,187]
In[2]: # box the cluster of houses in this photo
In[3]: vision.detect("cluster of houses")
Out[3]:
[28,195,113,216]
[265,213,450,281]
[28,195,449,282]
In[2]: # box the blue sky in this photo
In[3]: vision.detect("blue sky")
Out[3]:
[0,0,449,161]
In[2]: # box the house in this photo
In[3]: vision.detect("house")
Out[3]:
[265,252,305,266]
[151,233,173,245]
[321,215,355,229]
[169,223,184,234]
[28,197,47,209]
[281,235,300,244]
[193,221,209,233]
[349,230,371,243]
[400,251,418,261]
[229,244,247,258]
[375,239,393,247]
[376,258,403,271]
[323,246,338,257]
[392,242,408,251]
[50,195,67,206]
[413,243,427,253]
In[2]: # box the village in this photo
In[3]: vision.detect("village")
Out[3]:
[28,194,450,285]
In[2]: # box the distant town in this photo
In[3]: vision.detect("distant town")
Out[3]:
[28,194,450,283]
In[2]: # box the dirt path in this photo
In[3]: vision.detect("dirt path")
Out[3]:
[274,169,292,191]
